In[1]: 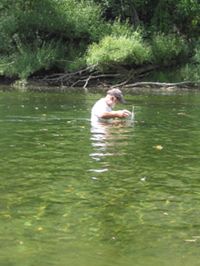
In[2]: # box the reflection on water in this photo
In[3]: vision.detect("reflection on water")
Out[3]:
[89,120,134,180]
[90,119,134,161]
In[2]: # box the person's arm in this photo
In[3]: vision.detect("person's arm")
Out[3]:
[99,110,131,119]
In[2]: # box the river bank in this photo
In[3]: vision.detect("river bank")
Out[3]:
[1,80,200,95]
[1,68,200,94]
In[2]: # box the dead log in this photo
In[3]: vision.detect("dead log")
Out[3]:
[32,64,200,90]
[123,81,200,88]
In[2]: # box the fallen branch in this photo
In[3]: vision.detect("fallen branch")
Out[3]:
[108,65,160,88]
[123,81,200,88]
[32,64,200,90]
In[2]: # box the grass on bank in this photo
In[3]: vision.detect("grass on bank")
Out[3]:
[0,41,66,79]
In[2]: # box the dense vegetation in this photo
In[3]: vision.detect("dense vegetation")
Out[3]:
[0,0,199,85]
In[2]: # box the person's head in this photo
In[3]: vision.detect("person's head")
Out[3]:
[106,88,125,107]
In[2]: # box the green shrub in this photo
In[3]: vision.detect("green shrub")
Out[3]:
[0,0,197,80]
[109,20,136,37]
[0,0,106,78]
[150,33,189,65]
[0,41,65,79]
[179,63,200,82]
[0,14,17,53]
[179,41,200,81]
[86,30,152,71]
[0,0,104,45]
[193,41,200,64]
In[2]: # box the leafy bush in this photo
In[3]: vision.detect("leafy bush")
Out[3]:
[0,0,104,45]
[179,41,200,81]
[150,33,189,65]
[108,20,136,37]
[0,14,17,53]
[0,0,106,78]
[193,41,200,64]
[1,41,65,79]
[86,30,152,71]
[0,0,198,80]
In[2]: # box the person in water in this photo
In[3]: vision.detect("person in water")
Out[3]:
[91,88,131,123]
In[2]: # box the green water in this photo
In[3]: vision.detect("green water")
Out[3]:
[1,89,200,266]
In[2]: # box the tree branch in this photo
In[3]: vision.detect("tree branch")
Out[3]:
[123,81,200,88]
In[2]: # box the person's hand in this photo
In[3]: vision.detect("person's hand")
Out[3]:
[117,110,131,118]
[122,110,131,117]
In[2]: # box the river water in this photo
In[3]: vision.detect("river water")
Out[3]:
[1,88,200,266]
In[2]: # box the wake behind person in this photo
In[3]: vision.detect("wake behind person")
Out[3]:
[91,88,131,124]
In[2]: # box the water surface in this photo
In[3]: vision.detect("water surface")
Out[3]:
[1,89,200,266]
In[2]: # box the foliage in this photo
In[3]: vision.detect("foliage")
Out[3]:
[0,41,65,79]
[193,42,200,64]
[0,0,199,80]
[0,0,104,77]
[179,41,200,81]
[86,29,152,71]
[86,28,190,71]
[0,0,104,44]
[93,0,141,25]
[150,33,189,65]
[94,0,200,38]
[175,0,200,37]
[108,20,136,37]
